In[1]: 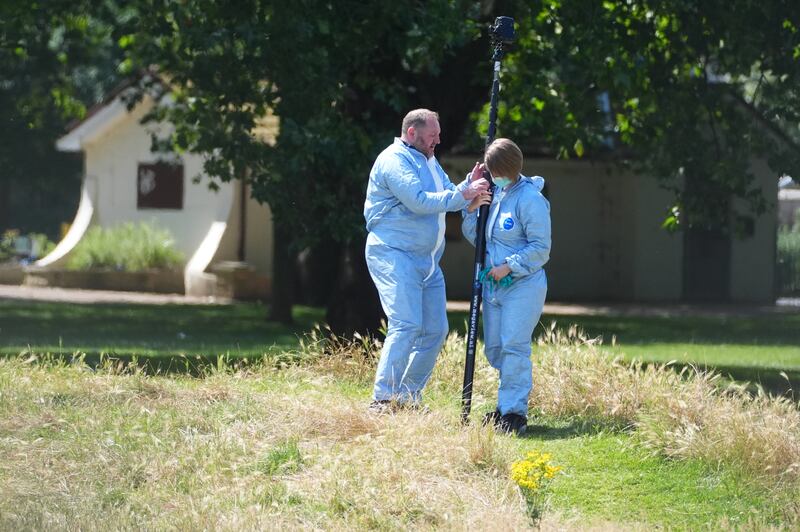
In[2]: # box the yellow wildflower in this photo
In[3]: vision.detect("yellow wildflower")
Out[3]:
[510,449,562,524]
[510,449,562,493]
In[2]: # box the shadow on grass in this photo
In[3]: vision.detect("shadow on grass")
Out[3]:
[0,299,325,360]
[519,416,624,441]
[523,422,602,441]
[671,362,800,400]
[4,300,798,396]
[626,360,800,399]
[0,350,304,377]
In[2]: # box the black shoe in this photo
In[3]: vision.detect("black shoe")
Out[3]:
[402,402,431,414]
[482,409,502,427]
[368,399,393,415]
[497,413,527,436]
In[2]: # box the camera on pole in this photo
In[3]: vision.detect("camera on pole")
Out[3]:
[461,16,516,424]
[490,16,516,47]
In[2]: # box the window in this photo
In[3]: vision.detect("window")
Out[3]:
[137,162,184,210]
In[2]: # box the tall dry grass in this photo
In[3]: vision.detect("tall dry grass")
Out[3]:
[534,325,800,485]
[298,323,800,486]
[0,355,534,530]
[3,323,799,529]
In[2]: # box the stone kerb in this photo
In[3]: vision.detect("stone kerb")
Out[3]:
[22,268,185,294]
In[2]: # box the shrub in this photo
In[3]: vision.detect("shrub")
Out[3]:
[0,230,18,262]
[0,230,56,263]
[777,228,800,295]
[67,221,184,272]
[28,233,56,259]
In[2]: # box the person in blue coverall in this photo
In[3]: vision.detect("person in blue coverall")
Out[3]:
[364,109,490,412]
[462,138,551,435]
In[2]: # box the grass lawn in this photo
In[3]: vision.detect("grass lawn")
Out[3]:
[1,357,796,530]
[0,299,323,362]
[1,299,798,529]
[539,432,791,528]
[546,312,800,395]
[3,298,799,388]
[545,312,800,368]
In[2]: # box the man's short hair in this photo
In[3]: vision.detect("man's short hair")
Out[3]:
[401,109,439,135]
[485,138,523,179]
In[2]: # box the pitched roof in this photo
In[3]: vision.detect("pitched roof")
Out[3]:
[57,72,279,152]
[56,74,160,152]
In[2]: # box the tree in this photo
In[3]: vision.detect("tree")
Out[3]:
[493,0,800,234]
[125,0,494,331]
[0,1,133,236]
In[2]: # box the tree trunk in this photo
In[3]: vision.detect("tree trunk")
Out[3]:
[0,181,9,231]
[294,238,339,306]
[682,226,731,302]
[268,218,295,324]
[326,236,385,338]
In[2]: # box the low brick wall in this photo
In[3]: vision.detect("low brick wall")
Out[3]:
[23,268,185,294]
[210,262,271,300]
[0,264,24,285]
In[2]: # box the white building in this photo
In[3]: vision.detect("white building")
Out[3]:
[439,155,778,303]
[33,80,275,298]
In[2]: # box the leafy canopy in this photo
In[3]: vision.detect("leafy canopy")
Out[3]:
[125,0,483,247]
[495,0,800,232]
[0,0,134,234]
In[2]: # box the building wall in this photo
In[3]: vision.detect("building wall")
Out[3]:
[79,97,274,280]
[245,193,273,276]
[630,170,683,301]
[212,180,274,277]
[441,156,649,301]
[535,159,606,300]
[439,155,771,302]
[729,159,777,303]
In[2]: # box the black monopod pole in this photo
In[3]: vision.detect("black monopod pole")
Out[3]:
[461,16,515,424]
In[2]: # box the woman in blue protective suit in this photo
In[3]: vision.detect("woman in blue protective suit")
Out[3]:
[462,138,551,436]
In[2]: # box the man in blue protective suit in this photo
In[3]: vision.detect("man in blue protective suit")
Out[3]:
[364,109,490,412]
[462,138,551,436]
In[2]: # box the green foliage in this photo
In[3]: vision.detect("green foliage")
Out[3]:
[8,2,800,243]
[29,233,57,259]
[0,229,18,262]
[0,1,133,235]
[0,230,56,262]
[124,0,487,247]
[777,228,800,295]
[66,221,184,272]
[495,0,800,232]
[121,0,800,243]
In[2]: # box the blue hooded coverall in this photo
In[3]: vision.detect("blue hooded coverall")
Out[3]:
[364,138,470,403]
[462,175,551,417]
